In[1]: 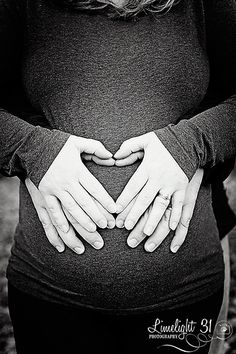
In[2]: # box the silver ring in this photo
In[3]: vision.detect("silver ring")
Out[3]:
[158,192,171,202]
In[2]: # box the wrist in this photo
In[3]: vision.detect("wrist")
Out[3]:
[28,128,71,187]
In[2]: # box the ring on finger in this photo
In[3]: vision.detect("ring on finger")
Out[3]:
[157,192,171,202]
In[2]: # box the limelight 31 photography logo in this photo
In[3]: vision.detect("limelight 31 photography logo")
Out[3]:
[214,320,233,340]
[147,318,233,352]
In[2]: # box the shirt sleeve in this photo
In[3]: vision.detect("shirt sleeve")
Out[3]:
[154,0,236,181]
[0,0,70,186]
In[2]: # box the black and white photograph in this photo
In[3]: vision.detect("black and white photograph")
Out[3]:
[0,0,236,353]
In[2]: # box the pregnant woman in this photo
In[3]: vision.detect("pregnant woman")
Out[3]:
[0,0,236,353]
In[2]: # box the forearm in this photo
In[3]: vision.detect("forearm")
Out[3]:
[0,108,70,186]
[155,94,236,180]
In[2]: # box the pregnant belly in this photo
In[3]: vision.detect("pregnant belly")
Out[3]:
[10,164,224,312]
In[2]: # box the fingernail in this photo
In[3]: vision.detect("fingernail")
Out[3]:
[98,219,107,228]
[145,242,156,252]
[108,204,117,214]
[93,241,104,249]
[171,245,180,253]
[116,219,124,228]
[107,220,115,229]
[88,223,96,232]
[125,220,135,230]
[128,238,138,248]
[56,245,64,253]
[170,222,177,230]
[61,224,69,233]
[115,160,122,167]
[74,247,84,254]
[116,204,123,213]
[144,226,153,236]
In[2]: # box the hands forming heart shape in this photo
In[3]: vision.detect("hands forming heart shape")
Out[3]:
[26,132,203,255]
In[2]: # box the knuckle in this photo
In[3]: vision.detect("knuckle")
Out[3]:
[62,180,74,191]
[85,204,99,218]
[66,239,78,248]
[58,231,72,244]
[180,219,190,228]
[40,218,50,228]
[89,188,99,199]
[55,225,63,234]
[85,138,93,146]
[131,207,143,220]
[94,215,104,225]
[183,200,192,208]
[96,141,104,149]
[65,201,76,212]
[69,217,78,225]
[121,140,131,149]
[180,222,188,229]
[157,199,168,208]
[89,138,97,145]
[79,198,89,209]
[47,205,57,214]
[142,194,152,206]
[84,222,94,231]
[52,214,62,225]
[79,200,88,210]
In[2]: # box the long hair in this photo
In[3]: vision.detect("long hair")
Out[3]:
[56,0,181,18]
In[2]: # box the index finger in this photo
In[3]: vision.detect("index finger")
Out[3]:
[79,167,116,213]
[115,165,148,213]
[127,208,149,248]
[63,207,104,250]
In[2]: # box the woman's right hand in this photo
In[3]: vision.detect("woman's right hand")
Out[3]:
[26,178,116,254]
[37,135,117,235]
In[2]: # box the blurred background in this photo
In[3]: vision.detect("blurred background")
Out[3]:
[0,170,236,354]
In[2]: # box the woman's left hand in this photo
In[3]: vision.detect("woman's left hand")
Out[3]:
[116,168,204,253]
[114,132,190,234]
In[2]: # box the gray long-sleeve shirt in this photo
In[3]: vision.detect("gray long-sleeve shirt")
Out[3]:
[1,0,236,313]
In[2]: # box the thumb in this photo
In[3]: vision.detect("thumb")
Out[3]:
[25,177,37,194]
[114,135,146,159]
[74,137,113,159]
[191,168,204,185]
